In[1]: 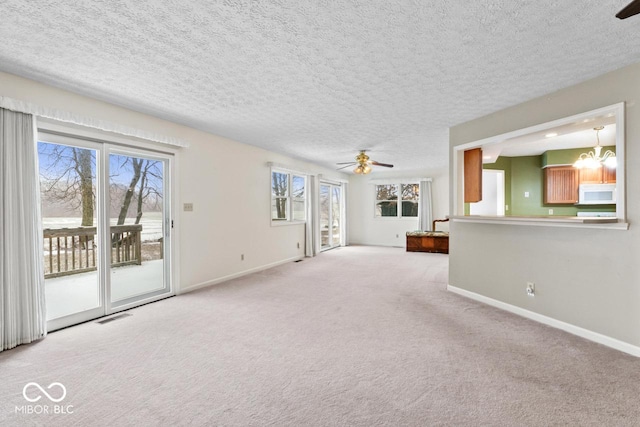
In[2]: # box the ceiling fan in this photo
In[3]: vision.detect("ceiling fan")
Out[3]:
[617,0,640,19]
[336,150,394,174]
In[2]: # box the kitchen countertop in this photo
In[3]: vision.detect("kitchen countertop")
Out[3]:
[450,215,628,229]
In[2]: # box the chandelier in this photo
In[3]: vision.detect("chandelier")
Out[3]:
[573,126,616,169]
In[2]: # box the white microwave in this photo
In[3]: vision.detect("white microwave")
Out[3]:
[578,184,616,205]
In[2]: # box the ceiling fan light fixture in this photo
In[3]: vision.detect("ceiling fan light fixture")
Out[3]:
[353,164,371,174]
[338,150,392,174]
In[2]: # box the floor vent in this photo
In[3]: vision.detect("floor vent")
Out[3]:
[96,313,132,324]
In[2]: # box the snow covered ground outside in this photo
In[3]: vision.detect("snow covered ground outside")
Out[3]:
[45,259,165,320]
[42,211,163,242]
[43,212,167,319]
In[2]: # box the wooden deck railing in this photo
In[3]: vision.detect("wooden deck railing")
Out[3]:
[110,224,143,268]
[43,224,142,279]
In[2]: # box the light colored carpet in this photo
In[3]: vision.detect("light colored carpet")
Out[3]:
[1,246,638,426]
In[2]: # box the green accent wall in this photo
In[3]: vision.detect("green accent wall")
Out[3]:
[480,153,616,216]
[542,146,616,167]
[510,156,547,216]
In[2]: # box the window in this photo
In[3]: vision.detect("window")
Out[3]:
[375,184,397,217]
[401,184,419,217]
[454,102,627,227]
[375,183,419,218]
[291,175,306,221]
[271,169,306,222]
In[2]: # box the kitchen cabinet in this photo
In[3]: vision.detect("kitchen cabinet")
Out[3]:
[603,167,616,183]
[544,166,579,204]
[464,148,482,203]
[580,167,616,184]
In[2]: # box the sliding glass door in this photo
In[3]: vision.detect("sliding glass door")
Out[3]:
[108,150,170,307]
[39,139,104,329]
[320,183,343,250]
[38,133,173,331]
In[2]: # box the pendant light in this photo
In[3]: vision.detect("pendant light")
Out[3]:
[573,126,616,169]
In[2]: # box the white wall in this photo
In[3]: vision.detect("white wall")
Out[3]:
[0,71,347,293]
[469,170,504,216]
[348,169,449,247]
[449,62,640,351]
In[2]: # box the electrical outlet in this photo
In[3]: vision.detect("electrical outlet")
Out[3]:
[526,282,535,297]
[297,242,300,249]
[505,204,509,211]
[548,209,554,215]
[183,203,193,212]
[241,254,244,261]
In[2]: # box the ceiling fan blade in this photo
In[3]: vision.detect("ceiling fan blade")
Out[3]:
[370,161,394,168]
[336,163,356,171]
[616,0,640,19]
[336,162,357,165]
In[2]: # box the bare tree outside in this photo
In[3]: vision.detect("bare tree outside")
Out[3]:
[109,153,164,263]
[375,184,398,217]
[272,171,288,220]
[110,156,163,225]
[116,157,143,225]
[77,149,94,226]
[39,143,96,226]
[39,143,163,225]
[401,184,419,217]
[135,160,163,224]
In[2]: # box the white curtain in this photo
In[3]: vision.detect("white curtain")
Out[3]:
[418,179,433,231]
[0,108,47,352]
[340,183,348,246]
[305,175,317,257]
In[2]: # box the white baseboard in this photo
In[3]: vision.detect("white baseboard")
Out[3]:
[447,285,640,358]
[348,241,405,249]
[179,255,304,294]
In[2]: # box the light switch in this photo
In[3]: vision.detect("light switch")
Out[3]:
[183,203,193,212]
[524,192,530,198]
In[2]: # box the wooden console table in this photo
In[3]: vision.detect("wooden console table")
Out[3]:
[406,219,449,254]
[406,231,449,254]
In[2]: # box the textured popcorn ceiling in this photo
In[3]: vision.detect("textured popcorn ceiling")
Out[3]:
[1,1,639,172]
